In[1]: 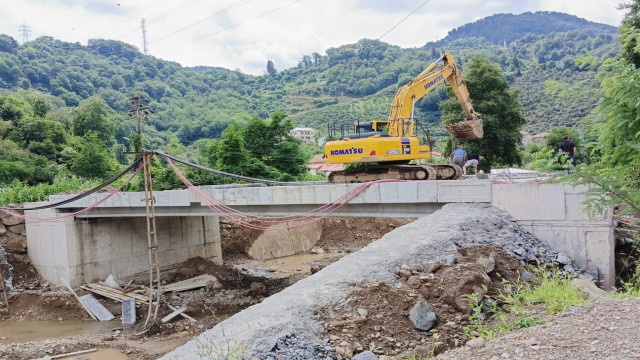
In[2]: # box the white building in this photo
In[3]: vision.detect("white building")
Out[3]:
[290,127,315,142]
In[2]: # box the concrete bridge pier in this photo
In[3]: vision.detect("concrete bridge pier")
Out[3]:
[24,205,221,287]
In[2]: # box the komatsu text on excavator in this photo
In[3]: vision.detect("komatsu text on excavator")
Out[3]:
[324,53,483,183]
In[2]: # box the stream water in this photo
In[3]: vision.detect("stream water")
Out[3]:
[262,253,341,278]
[0,320,117,344]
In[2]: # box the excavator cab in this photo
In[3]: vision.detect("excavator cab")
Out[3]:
[340,120,390,140]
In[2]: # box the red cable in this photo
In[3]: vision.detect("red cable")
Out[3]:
[164,155,407,231]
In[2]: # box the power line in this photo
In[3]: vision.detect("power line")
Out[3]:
[154,0,301,55]
[148,0,250,44]
[149,0,200,24]
[93,0,164,39]
[194,0,300,41]
[377,0,431,41]
[115,0,201,38]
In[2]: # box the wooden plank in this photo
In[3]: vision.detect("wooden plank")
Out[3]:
[161,305,186,323]
[50,348,97,359]
[162,274,219,293]
[81,285,127,302]
[168,304,196,322]
[61,277,97,321]
[78,294,115,321]
[81,284,149,304]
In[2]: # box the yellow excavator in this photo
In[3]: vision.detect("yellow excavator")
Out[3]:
[324,53,483,183]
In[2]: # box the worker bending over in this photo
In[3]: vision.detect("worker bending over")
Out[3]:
[463,154,484,175]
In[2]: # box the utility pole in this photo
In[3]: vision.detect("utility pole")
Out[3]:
[126,96,158,327]
[18,23,31,44]
[141,18,149,55]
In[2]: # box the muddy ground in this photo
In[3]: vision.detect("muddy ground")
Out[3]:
[0,217,413,360]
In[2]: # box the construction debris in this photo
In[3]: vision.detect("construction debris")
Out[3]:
[104,274,121,289]
[61,277,97,321]
[81,283,149,305]
[122,298,136,325]
[167,304,196,323]
[34,348,98,360]
[162,274,221,293]
[78,294,115,321]
[161,305,186,323]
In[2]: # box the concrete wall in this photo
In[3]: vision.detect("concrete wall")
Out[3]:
[491,183,614,289]
[25,204,221,287]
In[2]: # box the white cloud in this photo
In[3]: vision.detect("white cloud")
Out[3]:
[0,0,626,75]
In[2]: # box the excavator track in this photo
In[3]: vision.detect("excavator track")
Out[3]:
[328,164,462,183]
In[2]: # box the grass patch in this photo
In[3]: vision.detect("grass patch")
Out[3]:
[0,177,100,206]
[402,347,435,360]
[613,266,640,298]
[463,267,586,340]
[510,268,586,314]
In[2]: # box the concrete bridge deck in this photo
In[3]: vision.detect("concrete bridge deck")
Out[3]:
[24,180,614,288]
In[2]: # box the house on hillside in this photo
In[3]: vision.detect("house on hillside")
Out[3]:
[520,131,532,147]
[290,127,315,142]
[532,132,548,144]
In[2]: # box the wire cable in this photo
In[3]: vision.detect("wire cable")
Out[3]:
[378,0,431,40]
[154,0,301,55]
[93,0,165,39]
[155,151,298,186]
[0,157,143,211]
[149,0,250,44]
[164,154,406,231]
[0,165,143,221]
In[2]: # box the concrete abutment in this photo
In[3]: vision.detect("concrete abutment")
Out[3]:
[25,206,221,287]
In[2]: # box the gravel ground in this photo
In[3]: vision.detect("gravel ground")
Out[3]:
[434,297,640,360]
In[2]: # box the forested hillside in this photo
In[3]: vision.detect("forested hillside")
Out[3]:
[0,11,621,189]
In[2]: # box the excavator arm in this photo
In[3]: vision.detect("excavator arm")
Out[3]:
[388,53,482,139]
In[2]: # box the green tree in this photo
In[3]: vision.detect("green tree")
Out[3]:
[266,60,277,77]
[70,132,117,179]
[71,96,116,140]
[566,0,640,217]
[440,57,527,171]
[210,122,253,176]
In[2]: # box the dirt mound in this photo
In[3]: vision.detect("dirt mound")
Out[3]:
[220,217,415,256]
[2,292,86,321]
[316,217,414,252]
[321,245,523,358]
[220,221,262,255]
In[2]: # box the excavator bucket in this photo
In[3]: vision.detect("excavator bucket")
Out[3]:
[445,118,483,140]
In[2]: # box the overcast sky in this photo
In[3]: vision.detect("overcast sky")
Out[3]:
[0,0,626,75]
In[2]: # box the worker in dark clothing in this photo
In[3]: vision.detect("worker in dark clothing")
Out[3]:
[558,136,577,166]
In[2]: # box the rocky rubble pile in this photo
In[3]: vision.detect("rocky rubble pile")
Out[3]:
[252,334,333,360]
[319,245,522,359]
[454,214,598,280]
